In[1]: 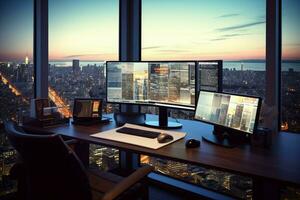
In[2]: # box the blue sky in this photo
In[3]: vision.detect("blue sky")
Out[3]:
[0,0,299,61]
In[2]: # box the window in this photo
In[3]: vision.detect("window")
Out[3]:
[142,0,266,98]
[0,0,33,196]
[48,0,119,171]
[281,0,300,133]
[141,0,266,198]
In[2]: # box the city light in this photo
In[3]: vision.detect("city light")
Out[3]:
[48,87,72,118]
[0,71,71,118]
[0,72,27,102]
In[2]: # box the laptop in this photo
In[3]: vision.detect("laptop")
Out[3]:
[72,98,109,125]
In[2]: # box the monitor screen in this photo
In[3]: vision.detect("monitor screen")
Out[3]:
[195,91,261,134]
[106,61,196,110]
[197,61,222,92]
[73,99,102,118]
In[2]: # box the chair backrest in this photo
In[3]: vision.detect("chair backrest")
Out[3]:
[4,122,92,200]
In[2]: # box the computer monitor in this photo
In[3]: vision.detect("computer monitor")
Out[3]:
[195,91,261,147]
[106,61,196,129]
[73,98,102,120]
[197,60,222,92]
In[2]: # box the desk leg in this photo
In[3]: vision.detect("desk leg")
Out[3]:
[253,178,281,200]
[74,141,90,168]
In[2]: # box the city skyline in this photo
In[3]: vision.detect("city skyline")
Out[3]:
[0,0,299,62]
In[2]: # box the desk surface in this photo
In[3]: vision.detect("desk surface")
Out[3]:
[24,115,300,186]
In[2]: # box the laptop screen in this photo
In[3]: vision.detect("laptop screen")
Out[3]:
[73,99,102,119]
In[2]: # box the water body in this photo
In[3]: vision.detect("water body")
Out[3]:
[224,61,300,72]
[49,61,300,72]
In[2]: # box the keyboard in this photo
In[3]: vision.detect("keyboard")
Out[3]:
[116,127,161,139]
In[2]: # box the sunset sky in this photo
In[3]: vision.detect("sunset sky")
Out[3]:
[0,0,299,62]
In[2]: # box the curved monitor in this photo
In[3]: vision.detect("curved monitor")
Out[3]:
[106,61,196,110]
[195,91,261,134]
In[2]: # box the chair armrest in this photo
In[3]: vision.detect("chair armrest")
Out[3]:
[102,165,153,200]
[64,139,78,145]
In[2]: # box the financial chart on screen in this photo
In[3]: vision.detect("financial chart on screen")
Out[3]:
[107,61,196,109]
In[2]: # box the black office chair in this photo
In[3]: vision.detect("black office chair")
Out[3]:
[4,122,153,200]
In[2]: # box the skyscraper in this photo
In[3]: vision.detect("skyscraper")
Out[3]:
[72,59,80,74]
[168,65,180,103]
[149,64,169,101]
[25,56,29,65]
[122,73,134,100]
[232,104,244,128]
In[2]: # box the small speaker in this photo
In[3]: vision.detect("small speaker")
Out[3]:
[251,127,272,148]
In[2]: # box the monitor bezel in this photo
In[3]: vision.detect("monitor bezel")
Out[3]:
[194,90,262,135]
[105,60,198,111]
[73,98,103,119]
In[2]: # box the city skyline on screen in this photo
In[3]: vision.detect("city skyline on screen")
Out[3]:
[107,62,196,107]
[195,91,260,134]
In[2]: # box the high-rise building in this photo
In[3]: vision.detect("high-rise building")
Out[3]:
[168,65,180,103]
[232,104,244,128]
[218,103,229,125]
[107,65,122,100]
[142,79,148,100]
[25,56,29,65]
[149,64,169,101]
[122,73,133,100]
[72,59,80,74]
[210,94,222,122]
[134,79,140,100]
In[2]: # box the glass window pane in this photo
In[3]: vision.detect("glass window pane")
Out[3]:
[142,0,266,98]
[48,0,119,171]
[281,0,300,132]
[0,0,34,196]
[142,1,266,198]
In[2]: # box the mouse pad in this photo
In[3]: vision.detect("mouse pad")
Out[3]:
[91,123,186,149]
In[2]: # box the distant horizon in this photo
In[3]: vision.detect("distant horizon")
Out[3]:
[1,58,300,63]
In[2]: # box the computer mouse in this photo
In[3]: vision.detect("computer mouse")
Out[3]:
[157,133,174,143]
[185,139,200,148]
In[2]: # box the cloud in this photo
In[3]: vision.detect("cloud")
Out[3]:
[218,13,240,18]
[222,33,246,37]
[64,53,106,59]
[210,33,250,42]
[217,21,265,32]
[210,38,227,41]
[157,49,188,53]
[142,46,162,50]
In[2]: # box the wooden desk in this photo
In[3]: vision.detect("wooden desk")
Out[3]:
[23,115,300,199]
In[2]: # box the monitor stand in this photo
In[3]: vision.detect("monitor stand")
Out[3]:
[202,126,249,148]
[114,104,145,126]
[145,107,182,129]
